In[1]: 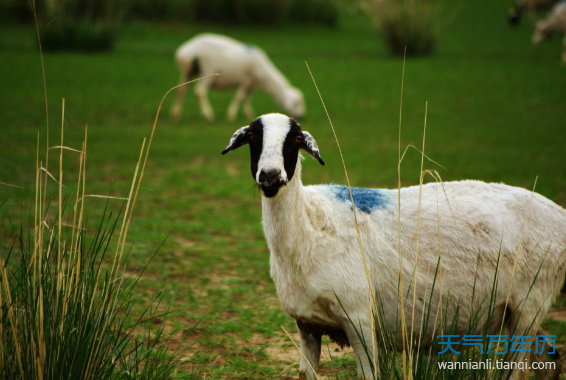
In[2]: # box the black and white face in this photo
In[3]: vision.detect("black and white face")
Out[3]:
[222,113,325,198]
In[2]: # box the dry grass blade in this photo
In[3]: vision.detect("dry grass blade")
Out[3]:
[61,223,86,231]
[31,0,51,264]
[48,146,83,154]
[55,98,65,328]
[305,62,375,301]
[408,101,428,379]
[39,167,64,187]
[370,269,400,296]
[77,194,128,203]
[0,182,24,189]
[501,176,538,333]
[1,261,24,377]
[112,138,146,274]
[305,61,380,377]
[403,143,446,172]
[397,47,408,380]
[131,74,220,219]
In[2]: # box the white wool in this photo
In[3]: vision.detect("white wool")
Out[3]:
[170,33,305,122]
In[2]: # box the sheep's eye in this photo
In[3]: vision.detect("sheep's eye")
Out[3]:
[295,135,302,143]
[247,132,254,138]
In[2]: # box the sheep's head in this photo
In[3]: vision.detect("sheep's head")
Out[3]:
[222,113,324,198]
[281,87,306,119]
[507,6,522,26]
[532,22,553,45]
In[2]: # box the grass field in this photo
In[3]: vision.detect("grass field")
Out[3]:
[1,0,566,378]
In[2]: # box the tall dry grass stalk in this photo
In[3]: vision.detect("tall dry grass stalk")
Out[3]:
[305,57,415,379]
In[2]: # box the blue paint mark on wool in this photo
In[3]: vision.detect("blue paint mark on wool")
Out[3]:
[323,184,391,213]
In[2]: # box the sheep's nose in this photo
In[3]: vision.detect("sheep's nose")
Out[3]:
[259,169,281,184]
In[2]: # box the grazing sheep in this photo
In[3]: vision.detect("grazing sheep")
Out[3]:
[508,0,559,25]
[532,1,566,63]
[222,113,566,379]
[170,33,305,122]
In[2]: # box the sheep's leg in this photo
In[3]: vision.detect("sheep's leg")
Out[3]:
[227,86,249,122]
[195,78,215,122]
[503,331,532,379]
[529,333,562,380]
[506,298,548,380]
[296,321,322,380]
[243,96,254,120]
[343,320,376,380]
[171,72,188,121]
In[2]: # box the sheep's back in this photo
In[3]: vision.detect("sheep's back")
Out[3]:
[308,180,566,315]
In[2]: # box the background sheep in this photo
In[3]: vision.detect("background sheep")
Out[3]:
[532,1,566,63]
[508,0,558,25]
[222,113,566,380]
[170,33,305,122]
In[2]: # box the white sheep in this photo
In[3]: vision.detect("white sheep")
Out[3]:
[532,1,566,63]
[508,0,559,25]
[170,33,305,122]
[222,113,566,379]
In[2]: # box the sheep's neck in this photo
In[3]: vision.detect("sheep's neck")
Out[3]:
[261,162,311,272]
[254,58,291,101]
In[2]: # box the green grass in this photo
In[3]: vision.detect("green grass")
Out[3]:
[1,0,566,377]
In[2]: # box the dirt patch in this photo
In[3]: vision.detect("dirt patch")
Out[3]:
[190,155,204,168]
[176,236,196,248]
[226,161,239,175]
[249,331,355,377]
[548,309,566,322]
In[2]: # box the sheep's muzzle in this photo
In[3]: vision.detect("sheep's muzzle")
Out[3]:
[258,169,286,198]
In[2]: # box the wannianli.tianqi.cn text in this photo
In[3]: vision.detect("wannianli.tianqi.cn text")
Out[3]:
[438,360,556,371]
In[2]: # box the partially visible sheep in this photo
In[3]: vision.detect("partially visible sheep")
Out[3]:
[508,0,558,25]
[532,1,566,63]
[222,113,566,380]
[170,33,305,122]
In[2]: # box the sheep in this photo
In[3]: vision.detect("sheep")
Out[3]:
[508,0,559,25]
[170,33,305,122]
[221,113,566,379]
[532,1,566,63]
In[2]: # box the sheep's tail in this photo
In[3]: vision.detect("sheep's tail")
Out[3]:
[171,54,201,120]
[185,57,201,81]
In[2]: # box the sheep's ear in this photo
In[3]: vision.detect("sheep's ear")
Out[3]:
[300,131,325,165]
[222,126,249,154]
